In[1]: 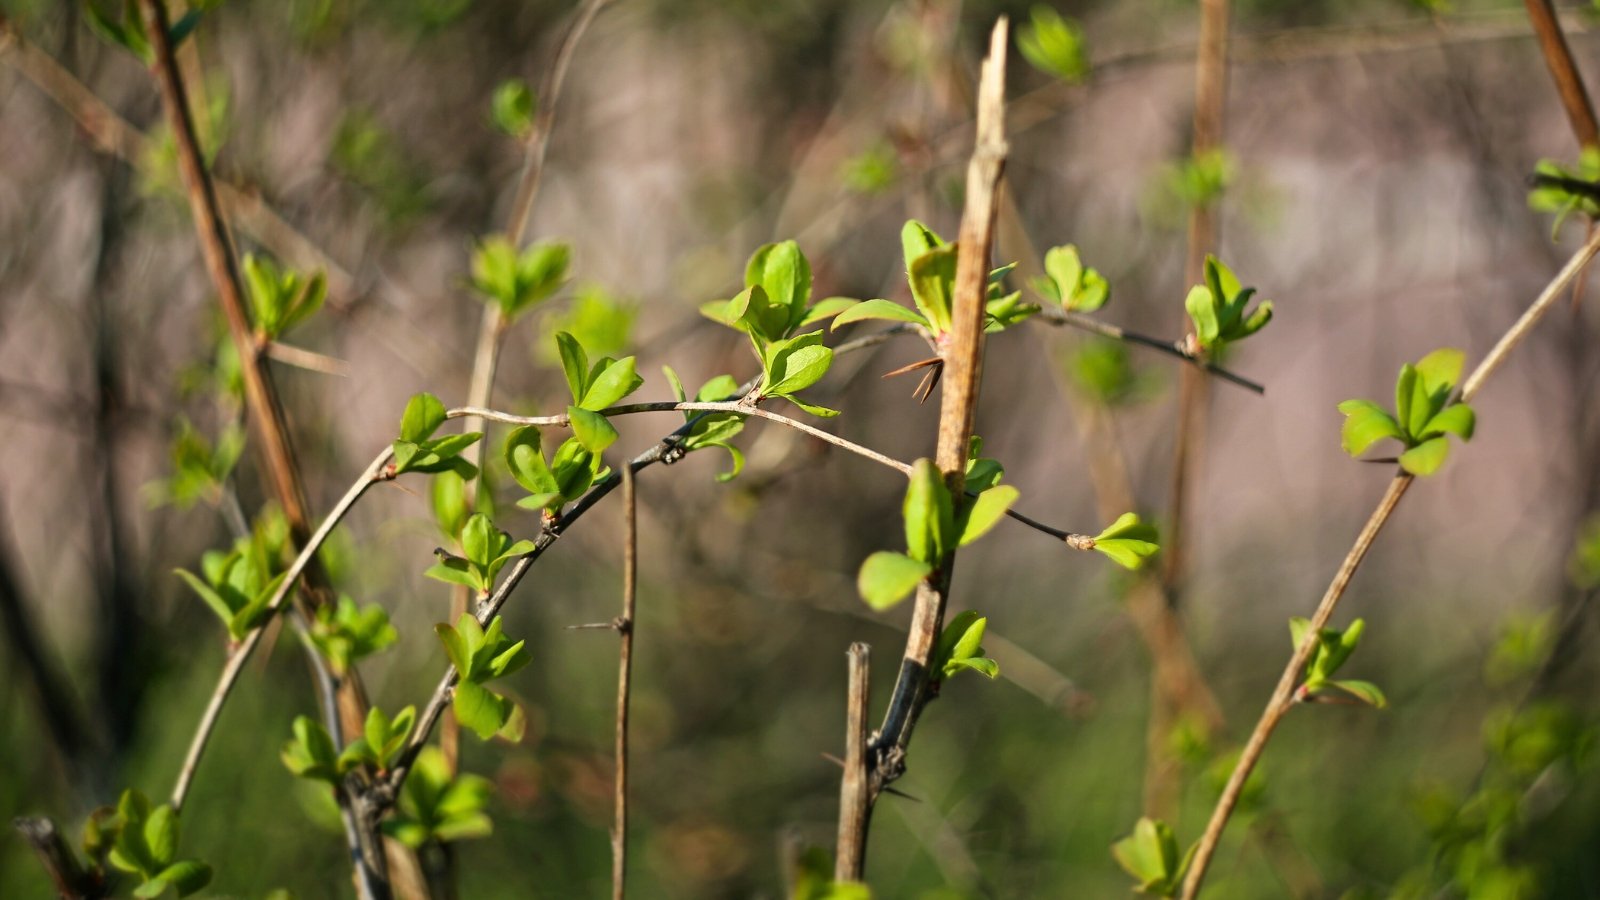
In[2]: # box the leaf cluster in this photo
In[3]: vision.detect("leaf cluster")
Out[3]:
[243,254,326,341]
[1111,816,1194,897]
[1031,244,1108,313]
[145,418,245,509]
[1090,512,1160,571]
[384,746,494,848]
[84,790,211,898]
[308,596,398,675]
[470,236,570,319]
[490,78,536,139]
[1183,255,1272,352]
[1017,5,1090,84]
[702,241,844,416]
[436,614,531,741]
[831,220,1034,338]
[281,705,416,786]
[1290,617,1386,708]
[393,393,482,478]
[425,513,534,596]
[1338,348,1475,476]
[1528,147,1600,239]
[933,610,999,682]
[174,531,288,642]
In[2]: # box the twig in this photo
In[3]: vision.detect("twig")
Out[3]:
[610,465,637,900]
[835,643,872,882]
[1036,307,1264,394]
[1522,0,1599,151]
[872,15,1010,799]
[264,341,351,377]
[14,816,104,900]
[1181,227,1600,899]
[170,450,393,812]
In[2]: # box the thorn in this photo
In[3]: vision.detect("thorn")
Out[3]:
[881,356,941,379]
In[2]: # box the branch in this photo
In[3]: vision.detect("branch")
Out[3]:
[611,465,637,900]
[1036,307,1265,394]
[1181,226,1600,899]
[170,450,393,812]
[834,643,872,882]
[14,816,104,900]
[1522,0,1599,151]
[871,14,1010,805]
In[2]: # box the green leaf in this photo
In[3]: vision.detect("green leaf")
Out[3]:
[745,240,813,332]
[556,332,589,402]
[945,657,1000,679]
[580,356,643,410]
[505,425,558,498]
[1092,513,1160,570]
[1325,679,1388,708]
[567,406,619,454]
[1399,436,1451,476]
[157,860,212,897]
[1112,817,1181,894]
[903,459,955,564]
[490,78,536,138]
[400,393,447,444]
[779,395,841,418]
[1017,5,1090,83]
[1184,285,1219,349]
[830,298,929,330]
[143,806,177,868]
[1337,399,1404,457]
[174,568,238,627]
[1420,403,1475,441]
[1414,347,1465,393]
[461,514,495,569]
[800,296,861,326]
[957,485,1018,547]
[766,344,834,396]
[453,680,513,741]
[434,621,472,673]
[901,219,948,272]
[550,439,597,500]
[1394,364,1419,438]
[857,551,932,611]
[908,245,958,335]
[424,557,480,591]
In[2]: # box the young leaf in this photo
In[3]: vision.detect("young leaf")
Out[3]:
[453,680,513,741]
[908,245,958,335]
[1324,679,1388,708]
[857,551,932,611]
[568,406,619,454]
[1017,5,1090,83]
[1092,513,1160,570]
[958,485,1019,547]
[830,298,929,330]
[1337,400,1404,457]
[745,240,813,332]
[800,296,862,327]
[1420,403,1475,441]
[579,356,643,410]
[400,393,447,444]
[903,459,955,564]
[1399,436,1451,476]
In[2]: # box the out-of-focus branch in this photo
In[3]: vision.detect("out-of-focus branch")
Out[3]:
[1522,0,1598,151]
[610,465,637,900]
[834,643,872,882]
[1182,227,1600,899]
[14,816,105,900]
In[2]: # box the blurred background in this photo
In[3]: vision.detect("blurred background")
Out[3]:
[3,0,1600,896]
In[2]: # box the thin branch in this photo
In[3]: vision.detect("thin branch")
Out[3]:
[1181,227,1600,899]
[835,643,872,882]
[170,450,392,812]
[1036,307,1264,394]
[872,15,1010,800]
[611,465,637,900]
[14,816,104,900]
[1522,0,1599,151]
[264,341,351,377]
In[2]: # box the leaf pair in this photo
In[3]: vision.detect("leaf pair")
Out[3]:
[555,331,645,454]
[95,790,211,898]
[504,425,607,513]
[701,240,820,340]
[1017,5,1091,84]
[393,393,482,478]
[933,610,1000,681]
[1290,617,1386,708]
[436,614,531,741]
[1090,513,1161,571]
[1112,817,1195,897]
[469,236,570,319]
[856,459,1020,610]
[383,746,495,847]
[243,254,326,341]
[663,367,746,481]
[308,596,398,675]
[1338,348,1475,476]
[425,513,535,596]
[1183,255,1272,352]
[1032,244,1109,313]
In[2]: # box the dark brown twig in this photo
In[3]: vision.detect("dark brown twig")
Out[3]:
[611,465,637,900]
[14,817,104,900]
[1522,0,1598,151]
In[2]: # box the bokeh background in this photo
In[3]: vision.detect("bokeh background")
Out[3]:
[3,0,1600,896]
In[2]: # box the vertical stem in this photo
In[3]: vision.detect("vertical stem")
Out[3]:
[612,465,638,900]
[835,643,872,882]
[876,17,1010,763]
[1522,0,1599,151]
